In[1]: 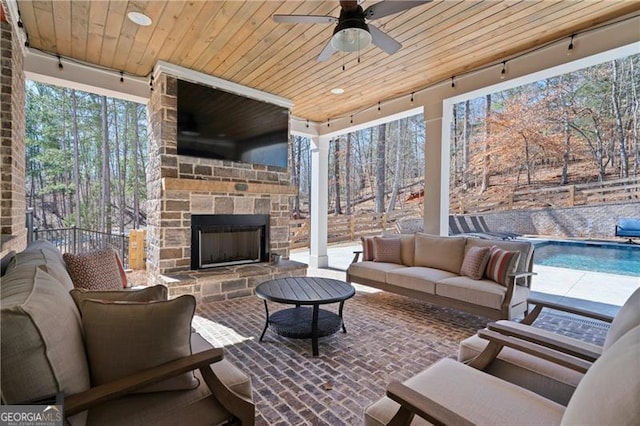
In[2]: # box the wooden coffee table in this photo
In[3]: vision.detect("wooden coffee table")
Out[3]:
[255,277,355,356]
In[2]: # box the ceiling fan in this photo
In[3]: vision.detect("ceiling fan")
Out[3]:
[273,0,431,61]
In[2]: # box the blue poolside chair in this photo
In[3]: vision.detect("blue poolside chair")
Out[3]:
[615,218,640,244]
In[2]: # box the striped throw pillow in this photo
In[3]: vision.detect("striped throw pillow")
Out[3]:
[361,236,375,261]
[485,245,520,286]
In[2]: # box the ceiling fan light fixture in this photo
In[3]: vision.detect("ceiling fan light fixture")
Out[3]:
[331,20,372,52]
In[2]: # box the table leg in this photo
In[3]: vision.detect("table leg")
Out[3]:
[311,305,319,356]
[339,300,347,333]
[259,300,270,341]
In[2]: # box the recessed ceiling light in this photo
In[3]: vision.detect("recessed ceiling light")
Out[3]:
[127,11,152,26]
[331,88,345,95]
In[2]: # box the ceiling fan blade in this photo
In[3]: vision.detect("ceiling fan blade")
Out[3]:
[273,15,338,24]
[317,39,337,61]
[369,24,402,54]
[364,0,432,20]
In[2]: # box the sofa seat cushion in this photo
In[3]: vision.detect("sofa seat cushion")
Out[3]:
[458,332,586,405]
[6,240,74,290]
[0,265,90,404]
[435,276,507,309]
[386,267,457,295]
[364,358,564,426]
[348,261,407,283]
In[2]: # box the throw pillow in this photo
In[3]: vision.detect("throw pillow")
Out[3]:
[460,246,491,280]
[79,295,199,393]
[485,245,521,286]
[69,285,168,311]
[373,237,402,264]
[64,248,127,290]
[361,236,375,261]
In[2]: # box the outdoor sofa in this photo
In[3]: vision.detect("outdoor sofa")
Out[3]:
[0,240,254,425]
[346,233,535,320]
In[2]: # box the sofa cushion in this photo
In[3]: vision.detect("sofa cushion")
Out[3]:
[364,358,564,426]
[0,265,90,404]
[7,240,74,290]
[70,285,168,310]
[414,234,466,274]
[458,328,588,405]
[562,325,640,425]
[79,295,199,393]
[348,261,407,283]
[485,245,520,286]
[435,276,507,309]
[460,246,491,280]
[64,248,127,290]
[386,267,457,295]
[398,234,416,266]
[373,236,402,263]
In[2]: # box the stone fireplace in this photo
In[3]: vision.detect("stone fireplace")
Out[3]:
[146,73,306,301]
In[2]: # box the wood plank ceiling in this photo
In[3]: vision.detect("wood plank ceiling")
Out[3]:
[15,0,640,122]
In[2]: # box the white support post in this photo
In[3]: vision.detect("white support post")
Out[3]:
[309,135,329,268]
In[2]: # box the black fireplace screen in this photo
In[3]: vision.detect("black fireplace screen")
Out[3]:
[191,214,269,269]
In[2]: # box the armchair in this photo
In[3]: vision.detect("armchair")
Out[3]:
[458,286,640,404]
[366,324,640,426]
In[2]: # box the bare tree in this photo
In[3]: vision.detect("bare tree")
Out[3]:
[375,123,386,213]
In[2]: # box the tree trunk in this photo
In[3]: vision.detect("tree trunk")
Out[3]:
[481,94,491,192]
[132,104,141,229]
[345,132,352,215]
[611,60,628,178]
[333,138,342,215]
[71,89,81,228]
[462,100,471,190]
[560,77,571,185]
[375,123,386,213]
[101,96,111,233]
[388,118,406,212]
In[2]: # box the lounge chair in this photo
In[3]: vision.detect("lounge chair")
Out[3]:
[472,215,521,239]
[365,324,640,426]
[448,215,491,239]
[615,217,640,243]
[456,215,504,240]
[457,286,640,404]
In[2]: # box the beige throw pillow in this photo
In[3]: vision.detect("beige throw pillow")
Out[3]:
[485,245,521,286]
[460,246,491,280]
[373,236,402,264]
[64,248,127,290]
[79,295,199,393]
[70,285,168,310]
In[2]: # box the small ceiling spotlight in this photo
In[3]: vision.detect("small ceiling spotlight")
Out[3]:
[500,62,507,80]
[57,55,63,71]
[331,87,345,95]
[451,76,455,88]
[127,11,152,26]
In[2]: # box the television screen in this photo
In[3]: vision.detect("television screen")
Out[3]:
[177,79,289,168]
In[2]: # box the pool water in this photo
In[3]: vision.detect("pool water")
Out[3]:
[533,241,640,277]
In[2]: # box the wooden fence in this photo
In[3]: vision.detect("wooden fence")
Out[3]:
[289,207,422,249]
[453,176,640,213]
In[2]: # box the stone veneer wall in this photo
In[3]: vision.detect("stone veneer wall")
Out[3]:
[146,73,297,294]
[0,6,27,257]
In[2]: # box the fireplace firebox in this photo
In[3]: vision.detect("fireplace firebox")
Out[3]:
[191,214,270,269]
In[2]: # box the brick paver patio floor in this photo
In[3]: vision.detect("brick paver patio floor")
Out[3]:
[194,289,609,425]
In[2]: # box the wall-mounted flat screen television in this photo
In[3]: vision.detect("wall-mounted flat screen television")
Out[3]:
[177,79,289,168]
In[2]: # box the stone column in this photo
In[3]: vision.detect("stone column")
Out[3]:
[0,8,27,256]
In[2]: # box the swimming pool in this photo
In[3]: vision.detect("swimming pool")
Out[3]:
[533,241,640,277]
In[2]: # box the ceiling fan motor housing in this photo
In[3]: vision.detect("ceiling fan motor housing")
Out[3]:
[331,5,372,52]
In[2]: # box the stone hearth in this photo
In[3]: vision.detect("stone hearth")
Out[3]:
[146,73,304,299]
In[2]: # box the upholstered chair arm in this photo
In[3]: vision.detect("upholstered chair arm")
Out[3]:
[522,296,615,325]
[64,348,224,416]
[466,329,592,373]
[487,321,603,362]
[200,364,255,425]
[385,381,473,426]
